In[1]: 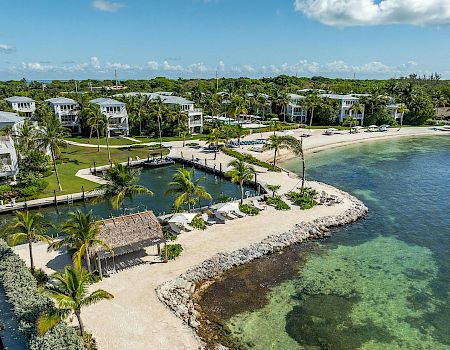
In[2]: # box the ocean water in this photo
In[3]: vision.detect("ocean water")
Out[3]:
[210,136,450,349]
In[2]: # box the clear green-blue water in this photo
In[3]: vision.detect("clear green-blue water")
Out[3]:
[0,164,253,230]
[225,136,450,349]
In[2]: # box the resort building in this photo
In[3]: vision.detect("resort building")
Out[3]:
[4,96,35,118]
[0,111,25,136]
[286,93,308,123]
[116,92,203,134]
[0,136,19,180]
[90,98,129,136]
[45,97,81,133]
[386,104,403,121]
[319,93,366,125]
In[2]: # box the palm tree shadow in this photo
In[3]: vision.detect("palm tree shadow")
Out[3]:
[46,248,72,272]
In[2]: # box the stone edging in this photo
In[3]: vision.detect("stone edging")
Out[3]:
[155,183,368,338]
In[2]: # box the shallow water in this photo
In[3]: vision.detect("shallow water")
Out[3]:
[204,136,450,349]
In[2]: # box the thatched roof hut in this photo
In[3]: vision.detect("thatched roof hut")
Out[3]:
[95,211,165,260]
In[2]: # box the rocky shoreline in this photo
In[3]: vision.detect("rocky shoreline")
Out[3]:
[156,184,368,348]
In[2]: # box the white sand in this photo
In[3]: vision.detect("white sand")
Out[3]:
[12,126,443,349]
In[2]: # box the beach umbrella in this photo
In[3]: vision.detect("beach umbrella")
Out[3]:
[216,202,239,213]
[168,213,197,224]
[285,130,295,135]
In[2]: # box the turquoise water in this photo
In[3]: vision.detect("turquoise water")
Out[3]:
[0,164,253,231]
[225,136,450,349]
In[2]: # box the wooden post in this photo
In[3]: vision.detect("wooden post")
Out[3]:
[192,154,194,161]
[93,161,97,175]
[128,157,130,167]
[82,186,85,201]
[204,159,207,167]
[97,256,103,279]
[164,243,168,263]
[220,163,222,174]
[157,243,161,255]
[147,153,150,161]
[54,190,57,208]
[181,151,183,159]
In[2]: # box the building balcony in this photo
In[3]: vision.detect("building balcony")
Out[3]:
[189,120,203,127]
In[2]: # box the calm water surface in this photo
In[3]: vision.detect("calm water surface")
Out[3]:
[215,136,450,349]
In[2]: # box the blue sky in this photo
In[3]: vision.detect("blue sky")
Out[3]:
[1,0,450,80]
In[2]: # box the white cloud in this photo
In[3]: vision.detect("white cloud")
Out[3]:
[294,0,450,26]
[147,61,159,70]
[162,60,184,71]
[21,62,55,72]
[0,44,15,53]
[187,63,209,73]
[92,0,125,12]
[218,60,225,71]
[90,56,101,69]
[106,62,132,70]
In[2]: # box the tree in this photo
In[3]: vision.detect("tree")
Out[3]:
[396,104,409,130]
[37,114,67,191]
[207,128,221,160]
[166,168,212,211]
[284,136,307,189]
[433,96,448,119]
[50,210,112,273]
[8,211,53,274]
[99,162,153,214]
[226,159,255,205]
[267,184,281,198]
[305,93,320,128]
[153,96,165,157]
[349,102,363,133]
[86,104,104,151]
[38,266,113,337]
[14,119,36,158]
[102,113,112,163]
[263,134,290,170]
[234,124,248,146]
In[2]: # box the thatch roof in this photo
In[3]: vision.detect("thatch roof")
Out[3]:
[95,211,165,259]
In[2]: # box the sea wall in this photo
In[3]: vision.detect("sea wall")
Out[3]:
[155,184,368,337]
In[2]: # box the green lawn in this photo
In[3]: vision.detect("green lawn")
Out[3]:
[39,144,169,198]
[65,134,208,146]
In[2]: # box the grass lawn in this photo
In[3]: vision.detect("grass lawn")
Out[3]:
[65,136,139,146]
[39,144,169,198]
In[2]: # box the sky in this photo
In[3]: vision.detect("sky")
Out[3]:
[1,0,450,81]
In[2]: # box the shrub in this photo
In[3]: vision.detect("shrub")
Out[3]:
[32,268,49,287]
[222,147,281,172]
[163,227,178,241]
[287,188,318,210]
[218,194,232,203]
[191,215,207,230]
[266,196,290,210]
[239,204,259,215]
[161,244,183,261]
[0,239,87,350]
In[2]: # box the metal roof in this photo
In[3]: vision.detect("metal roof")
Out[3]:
[45,97,78,105]
[5,96,34,103]
[0,111,25,124]
[90,97,125,107]
[113,92,194,106]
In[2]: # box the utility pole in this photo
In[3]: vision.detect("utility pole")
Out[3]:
[115,69,118,86]
[216,70,219,91]
[75,81,78,93]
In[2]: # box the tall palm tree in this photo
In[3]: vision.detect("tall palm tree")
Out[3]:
[15,119,36,158]
[207,128,220,160]
[38,266,113,337]
[234,124,248,146]
[49,210,112,273]
[8,211,53,274]
[153,96,165,155]
[37,114,67,191]
[397,104,409,131]
[349,102,363,133]
[267,184,281,198]
[166,168,212,211]
[98,162,153,214]
[305,93,320,128]
[86,104,104,151]
[102,114,112,163]
[284,136,307,189]
[226,159,255,205]
[263,134,290,170]
[433,96,448,120]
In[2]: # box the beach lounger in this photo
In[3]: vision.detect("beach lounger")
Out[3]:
[184,224,195,232]
[233,210,246,218]
[201,213,217,225]
[215,212,229,222]
[168,222,183,234]
[224,212,238,220]
[252,200,266,211]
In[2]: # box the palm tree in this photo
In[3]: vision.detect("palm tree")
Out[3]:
[284,136,307,189]
[397,104,409,131]
[99,162,153,214]
[305,93,320,128]
[49,210,112,273]
[8,211,53,274]
[15,119,36,158]
[153,96,165,156]
[166,168,212,211]
[349,102,364,133]
[38,266,113,337]
[433,96,448,120]
[102,114,112,163]
[37,114,67,192]
[263,134,290,170]
[86,104,104,151]
[226,159,255,205]
[207,128,221,160]
[234,124,248,146]
[266,184,281,198]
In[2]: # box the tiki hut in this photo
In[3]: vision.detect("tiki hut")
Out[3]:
[94,211,167,276]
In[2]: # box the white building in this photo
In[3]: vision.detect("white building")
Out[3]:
[90,98,129,136]
[116,92,203,134]
[4,96,36,118]
[46,97,81,133]
[0,111,25,136]
[320,94,366,125]
[0,136,19,180]
[386,104,403,121]
[286,93,308,123]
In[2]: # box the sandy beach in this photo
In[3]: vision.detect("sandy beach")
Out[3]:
[12,126,444,350]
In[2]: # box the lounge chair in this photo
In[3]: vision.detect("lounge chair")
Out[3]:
[168,222,183,234]
[215,212,229,222]
[233,210,246,218]
[201,213,217,225]
[183,224,195,232]
[252,200,266,211]
[223,212,238,220]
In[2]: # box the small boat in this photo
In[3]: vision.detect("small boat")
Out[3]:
[142,157,175,168]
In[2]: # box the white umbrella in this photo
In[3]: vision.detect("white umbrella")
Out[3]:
[285,130,295,135]
[168,213,197,224]
[216,202,240,212]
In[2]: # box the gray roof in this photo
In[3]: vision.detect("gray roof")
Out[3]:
[113,92,194,106]
[0,111,25,124]
[5,96,34,103]
[90,98,124,107]
[319,93,360,100]
[45,97,79,105]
